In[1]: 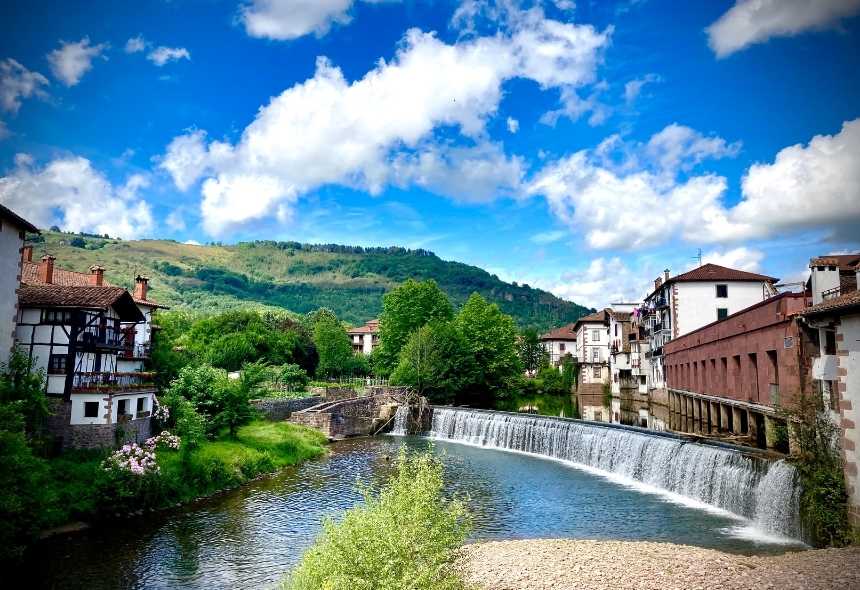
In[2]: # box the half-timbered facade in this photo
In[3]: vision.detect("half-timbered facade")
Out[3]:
[16,284,155,448]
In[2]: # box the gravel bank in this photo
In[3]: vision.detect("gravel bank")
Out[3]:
[459,539,860,590]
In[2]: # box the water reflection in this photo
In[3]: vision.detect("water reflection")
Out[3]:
[31,436,802,590]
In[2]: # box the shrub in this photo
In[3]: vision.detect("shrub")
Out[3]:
[283,447,470,590]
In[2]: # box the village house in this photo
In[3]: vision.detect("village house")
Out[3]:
[539,322,577,367]
[348,318,379,354]
[14,245,168,449]
[573,309,611,422]
[607,304,654,428]
[799,253,860,526]
[0,204,39,366]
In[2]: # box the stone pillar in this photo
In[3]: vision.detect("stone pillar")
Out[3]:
[731,406,743,435]
[692,398,700,433]
[747,411,758,446]
[719,404,729,432]
[710,401,720,433]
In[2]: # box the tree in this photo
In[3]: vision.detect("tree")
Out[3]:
[455,293,522,403]
[312,313,354,378]
[0,351,50,439]
[376,279,454,375]
[164,364,232,430]
[518,328,548,376]
[391,321,477,405]
[213,362,264,437]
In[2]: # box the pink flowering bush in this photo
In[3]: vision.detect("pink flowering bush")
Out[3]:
[103,443,160,476]
[151,397,170,423]
[144,431,181,451]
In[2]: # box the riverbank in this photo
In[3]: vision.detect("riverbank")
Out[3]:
[459,539,860,590]
[43,420,327,530]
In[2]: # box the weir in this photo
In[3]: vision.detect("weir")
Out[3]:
[427,407,803,540]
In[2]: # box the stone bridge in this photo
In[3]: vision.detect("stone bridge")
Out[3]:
[289,386,412,439]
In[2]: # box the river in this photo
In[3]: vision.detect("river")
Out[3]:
[31,434,805,590]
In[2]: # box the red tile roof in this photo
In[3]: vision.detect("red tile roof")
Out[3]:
[541,323,577,341]
[573,309,610,330]
[801,290,860,317]
[348,319,380,334]
[809,254,860,271]
[18,285,145,321]
[22,260,167,308]
[668,263,778,284]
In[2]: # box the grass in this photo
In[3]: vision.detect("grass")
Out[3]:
[44,420,327,526]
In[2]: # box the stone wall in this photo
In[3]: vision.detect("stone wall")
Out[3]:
[45,398,151,450]
[251,396,322,421]
[290,390,403,439]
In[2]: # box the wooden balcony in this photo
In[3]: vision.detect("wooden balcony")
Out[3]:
[71,371,156,393]
[120,343,152,360]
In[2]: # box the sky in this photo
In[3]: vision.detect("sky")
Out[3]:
[1,0,859,309]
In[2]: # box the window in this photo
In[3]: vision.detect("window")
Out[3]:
[824,330,837,355]
[117,399,129,417]
[592,366,601,378]
[83,401,99,418]
[559,343,565,352]
[48,354,67,375]
[592,348,600,362]
[591,329,600,342]
[42,309,73,324]
[614,324,618,336]
[717,308,728,320]
[136,397,146,412]
[715,284,728,298]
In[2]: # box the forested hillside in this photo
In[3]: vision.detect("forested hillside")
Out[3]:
[25,231,592,330]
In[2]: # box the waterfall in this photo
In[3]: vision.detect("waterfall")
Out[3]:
[429,407,803,540]
[390,405,409,436]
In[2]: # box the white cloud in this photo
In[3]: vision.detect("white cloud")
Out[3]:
[161,14,610,234]
[529,124,741,250]
[390,142,525,203]
[0,155,154,238]
[530,229,566,244]
[624,73,660,104]
[506,116,519,133]
[733,118,860,240]
[707,0,860,58]
[697,247,764,272]
[47,37,108,86]
[240,0,357,40]
[0,58,49,114]
[147,46,191,66]
[540,82,610,127]
[125,35,146,53]
[540,257,651,309]
[183,239,202,245]
[166,209,187,231]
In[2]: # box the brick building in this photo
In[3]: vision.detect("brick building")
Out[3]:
[663,292,812,451]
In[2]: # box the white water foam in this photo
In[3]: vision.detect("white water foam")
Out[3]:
[428,407,806,545]
[389,405,409,436]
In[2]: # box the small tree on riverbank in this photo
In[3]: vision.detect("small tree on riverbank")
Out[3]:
[283,447,470,590]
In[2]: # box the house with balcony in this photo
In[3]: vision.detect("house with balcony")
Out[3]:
[573,309,611,422]
[540,323,577,368]
[640,264,779,394]
[0,204,39,367]
[800,253,860,526]
[16,284,155,449]
[348,319,379,355]
[608,304,655,427]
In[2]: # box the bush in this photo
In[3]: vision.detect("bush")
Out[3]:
[283,447,470,590]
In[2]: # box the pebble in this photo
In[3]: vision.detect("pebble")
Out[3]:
[458,539,860,590]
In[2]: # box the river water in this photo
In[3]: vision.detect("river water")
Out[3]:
[31,436,805,589]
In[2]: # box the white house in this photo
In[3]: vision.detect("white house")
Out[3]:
[348,319,379,355]
[640,264,778,392]
[573,309,611,422]
[800,253,860,527]
[16,283,155,448]
[540,323,577,367]
[0,205,38,367]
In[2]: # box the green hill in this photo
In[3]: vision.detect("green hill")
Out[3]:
[25,231,592,330]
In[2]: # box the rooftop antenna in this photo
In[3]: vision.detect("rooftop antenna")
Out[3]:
[692,248,702,267]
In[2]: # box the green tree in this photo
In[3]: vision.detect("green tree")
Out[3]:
[311,314,354,378]
[283,447,470,590]
[213,362,264,437]
[391,321,477,404]
[376,279,454,375]
[0,350,50,439]
[455,293,522,404]
[518,328,548,375]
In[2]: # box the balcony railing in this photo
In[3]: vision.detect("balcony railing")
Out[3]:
[78,325,123,349]
[72,371,156,393]
[821,286,841,300]
[120,343,152,360]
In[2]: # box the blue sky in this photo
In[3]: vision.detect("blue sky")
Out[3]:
[1,0,859,308]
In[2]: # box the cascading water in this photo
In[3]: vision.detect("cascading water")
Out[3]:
[390,405,409,436]
[429,407,803,541]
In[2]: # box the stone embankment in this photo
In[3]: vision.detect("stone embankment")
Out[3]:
[459,539,860,590]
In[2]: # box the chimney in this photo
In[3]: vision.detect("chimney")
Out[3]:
[134,275,149,301]
[664,269,670,282]
[21,245,33,263]
[38,255,55,284]
[89,265,105,286]
[654,277,663,291]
